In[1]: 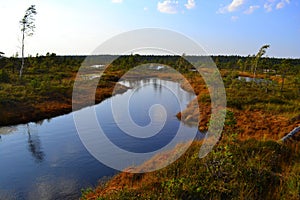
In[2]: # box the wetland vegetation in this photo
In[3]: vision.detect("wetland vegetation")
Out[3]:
[0,53,300,199]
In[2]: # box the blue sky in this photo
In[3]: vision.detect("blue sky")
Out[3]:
[0,0,299,57]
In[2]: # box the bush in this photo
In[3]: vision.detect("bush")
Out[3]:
[81,137,299,200]
[30,78,41,89]
[0,69,10,83]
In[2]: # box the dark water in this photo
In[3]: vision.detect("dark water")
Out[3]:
[0,78,200,200]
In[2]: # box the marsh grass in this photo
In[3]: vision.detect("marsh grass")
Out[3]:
[81,137,299,200]
[81,111,300,200]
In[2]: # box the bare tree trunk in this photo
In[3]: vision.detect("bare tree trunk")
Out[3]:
[19,27,25,79]
[252,59,258,87]
[253,58,259,79]
[253,65,257,79]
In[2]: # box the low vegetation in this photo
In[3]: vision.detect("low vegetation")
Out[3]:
[79,54,300,199]
[81,112,300,200]
[0,55,125,125]
[0,54,299,199]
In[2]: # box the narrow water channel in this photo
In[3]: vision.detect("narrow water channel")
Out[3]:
[0,78,201,200]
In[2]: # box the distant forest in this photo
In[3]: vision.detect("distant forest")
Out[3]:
[0,54,299,76]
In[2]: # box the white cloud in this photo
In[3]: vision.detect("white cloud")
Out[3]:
[276,0,290,9]
[264,3,273,12]
[218,0,245,13]
[244,5,260,14]
[219,0,290,14]
[157,0,179,14]
[111,0,123,3]
[185,0,196,9]
[276,1,285,9]
[263,0,290,12]
[228,0,245,12]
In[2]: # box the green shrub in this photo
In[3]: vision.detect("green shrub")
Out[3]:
[0,69,10,83]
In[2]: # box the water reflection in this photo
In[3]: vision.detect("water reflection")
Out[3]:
[0,189,18,200]
[0,126,18,135]
[0,78,198,199]
[28,176,79,200]
[119,79,194,105]
[27,124,45,163]
[152,79,162,93]
[0,127,18,143]
[237,76,271,83]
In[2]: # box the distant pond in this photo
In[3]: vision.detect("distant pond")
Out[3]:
[237,76,271,83]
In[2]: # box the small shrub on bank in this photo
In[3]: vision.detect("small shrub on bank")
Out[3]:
[81,137,299,200]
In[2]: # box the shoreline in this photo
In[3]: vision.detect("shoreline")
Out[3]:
[0,73,189,128]
[1,70,299,142]
[0,82,129,128]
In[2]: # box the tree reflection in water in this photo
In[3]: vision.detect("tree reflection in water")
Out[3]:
[27,124,45,163]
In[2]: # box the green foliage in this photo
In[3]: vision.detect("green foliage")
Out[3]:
[19,5,37,78]
[29,78,40,89]
[224,110,237,128]
[83,113,296,200]
[225,70,299,115]
[81,188,94,200]
[0,69,10,83]
[82,137,299,200]
[1,54,298,200]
